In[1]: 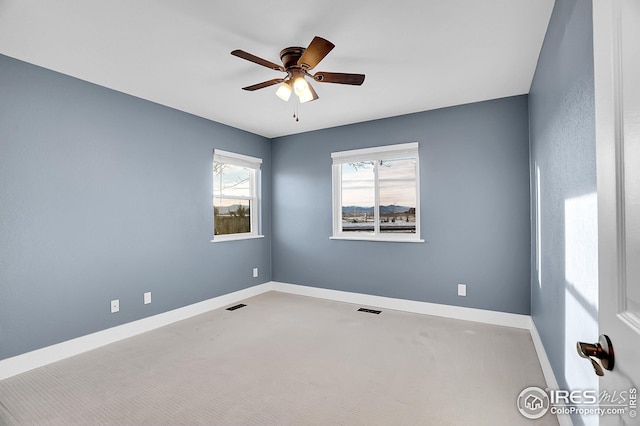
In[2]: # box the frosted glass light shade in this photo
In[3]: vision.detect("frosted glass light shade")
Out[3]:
[275,81,292,101]
[299,82,318,103]
[293,77,309,97]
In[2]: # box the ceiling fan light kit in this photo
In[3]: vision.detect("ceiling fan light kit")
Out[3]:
[231,36,365,112]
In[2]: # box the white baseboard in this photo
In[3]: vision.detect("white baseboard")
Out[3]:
[1,278,565,424]
[529,319,573,426]
[0,282,273,380]
[270,281,532,329]
[529,319,560,390]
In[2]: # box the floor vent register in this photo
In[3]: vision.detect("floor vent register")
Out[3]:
[357,308,382,315]
[226,303,247,311]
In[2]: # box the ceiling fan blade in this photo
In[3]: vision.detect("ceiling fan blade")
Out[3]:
[298,36,335,70]
[312,72,365,85]
[231,50,284,72]
[242,78,285,91]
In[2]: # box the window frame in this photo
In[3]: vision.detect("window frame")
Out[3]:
[331,142,423,243]
[211,149,263,242]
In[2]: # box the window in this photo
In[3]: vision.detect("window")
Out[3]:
[212,149,263,242]
[331,142,422,242]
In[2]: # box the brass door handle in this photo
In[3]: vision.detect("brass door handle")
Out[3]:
[577,334,615,376]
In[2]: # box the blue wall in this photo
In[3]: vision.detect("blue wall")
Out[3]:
[272,96,532,314]
[0,55,272,360]
[529,0,598,425]
[3,19,574,361]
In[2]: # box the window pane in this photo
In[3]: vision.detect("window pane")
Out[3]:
[341,162,375,233]
[214,162,251,197]
[214,198,251,235]
[378,158,417,233]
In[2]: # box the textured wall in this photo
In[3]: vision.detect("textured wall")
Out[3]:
[272,96,531,314]
[0,55,272,360]
[528,0,598,425]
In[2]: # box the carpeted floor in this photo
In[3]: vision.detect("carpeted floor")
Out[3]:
[0,291,558,425]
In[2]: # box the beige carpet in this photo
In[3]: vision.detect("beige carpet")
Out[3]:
[0,291,558,425]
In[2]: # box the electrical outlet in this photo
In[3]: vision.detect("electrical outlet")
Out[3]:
[253,267,258,278]
[111,299,120,313]
[144,292,151,305]
[458,284,467,297]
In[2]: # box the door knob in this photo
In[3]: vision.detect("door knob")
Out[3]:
[577,334,614,376]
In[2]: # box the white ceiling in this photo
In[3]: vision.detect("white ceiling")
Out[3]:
[0,0,554,138]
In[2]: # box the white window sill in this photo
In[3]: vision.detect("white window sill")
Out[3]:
[210,234,264,243]
[330,235,424,243]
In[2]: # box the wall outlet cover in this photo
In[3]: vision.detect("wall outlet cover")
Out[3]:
[111,299,120,313]
[458,284,467,297]
[144,292,151,304]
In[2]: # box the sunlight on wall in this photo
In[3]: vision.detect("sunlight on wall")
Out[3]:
[536,163,542,288]
[565,192,598,295]
[564,192,598,425]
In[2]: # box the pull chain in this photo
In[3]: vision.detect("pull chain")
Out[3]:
[292,97,300,122]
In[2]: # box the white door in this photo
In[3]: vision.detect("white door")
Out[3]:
[593,0,640,425]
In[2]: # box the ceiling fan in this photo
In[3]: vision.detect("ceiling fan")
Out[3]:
[231,36,365,104]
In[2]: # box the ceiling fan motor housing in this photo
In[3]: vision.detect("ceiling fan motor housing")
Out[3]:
[279,47,306,70]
